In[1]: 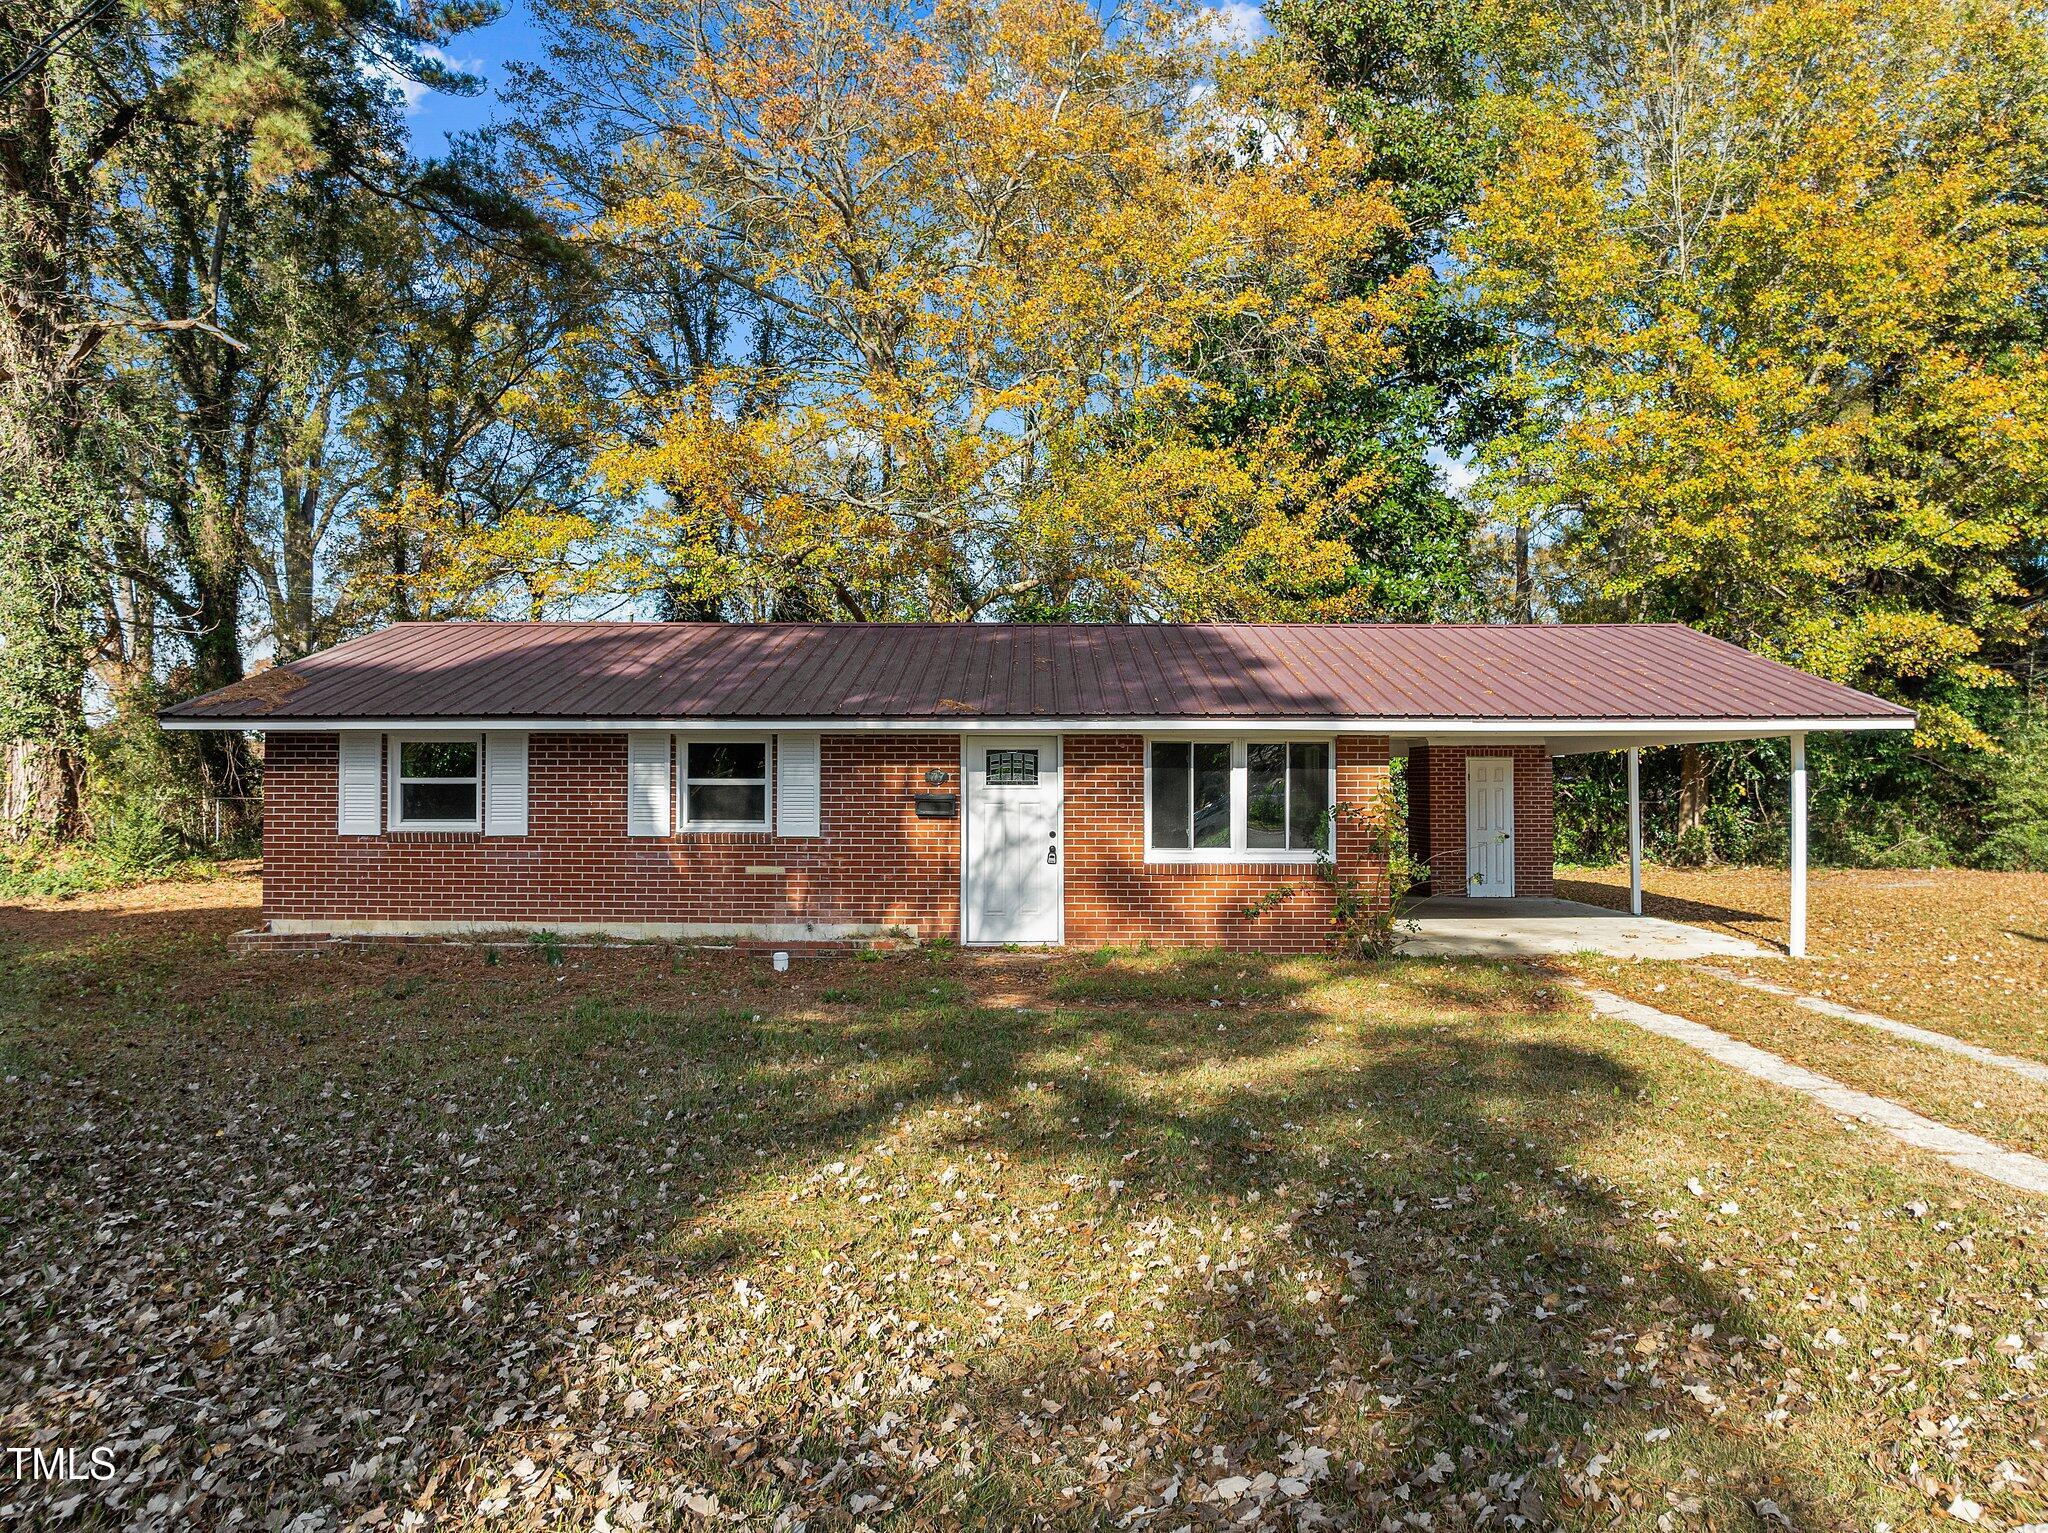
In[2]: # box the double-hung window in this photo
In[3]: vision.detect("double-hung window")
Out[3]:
[1146,738,1333,862]
[681,738,770,829]
[389,735,482,830]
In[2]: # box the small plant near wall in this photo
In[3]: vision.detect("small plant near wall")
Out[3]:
[1240,803,1430,959]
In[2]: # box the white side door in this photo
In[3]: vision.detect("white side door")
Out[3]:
[964,735,1062,944]
[1465,756,1516,897]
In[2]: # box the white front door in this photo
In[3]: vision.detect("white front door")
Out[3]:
[964,735,1062,944]
[1465,756,1516,897]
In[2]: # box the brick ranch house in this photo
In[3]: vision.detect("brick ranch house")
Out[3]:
[162,623,1914,954]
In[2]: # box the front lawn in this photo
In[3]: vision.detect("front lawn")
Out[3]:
[1562,866,2048,1063]
[2,880,2045,1529]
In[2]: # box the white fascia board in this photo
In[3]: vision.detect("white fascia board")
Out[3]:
[1541,718,1917,755]
[164,713,1917,737]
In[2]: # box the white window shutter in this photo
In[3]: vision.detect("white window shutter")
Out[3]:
[775,732,822,838]
[627,733,672,836]
[484,732,529,836]
[337,733,382,835]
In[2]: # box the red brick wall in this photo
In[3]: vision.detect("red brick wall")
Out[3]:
[1063,735,1393,953]
[262,732,962,938]
[1408,744,1554,898]
[262,730,1404,951]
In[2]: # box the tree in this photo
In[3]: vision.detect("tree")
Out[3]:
[0,0,144,835]
[333,144,605,626]
[1978,695,2048,869]
[471,0,1426,623]
[1254,0,1536,619]
[1461,0,2048,751]
[240,185,415,662]
[0,0,496,832]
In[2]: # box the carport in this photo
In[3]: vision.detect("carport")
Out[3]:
[1555,727,1824,956]
[1397,642,1917,958]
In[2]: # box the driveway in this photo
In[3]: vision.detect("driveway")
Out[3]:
[1402,895,1773,960]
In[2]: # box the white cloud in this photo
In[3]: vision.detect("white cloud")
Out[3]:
[366,45,483,117]
[367,56,428,113]
[1429,447,1478,494]
[1204,0,1271,50]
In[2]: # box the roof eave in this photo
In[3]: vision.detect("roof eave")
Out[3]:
[158,712,1918,736]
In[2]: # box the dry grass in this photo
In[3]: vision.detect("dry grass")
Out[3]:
[1562,866,2048,1064]
[0,856,260,944]
[2,874,2046,1530]
[1574,960,2048,1160]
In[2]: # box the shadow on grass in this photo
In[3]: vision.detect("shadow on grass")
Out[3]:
[0,936,1836,1528]
[1556,875,1779,932]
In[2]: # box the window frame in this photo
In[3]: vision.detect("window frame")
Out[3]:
[387,731,484,833]
[677,733,774,832]
[1142,735,1337,865]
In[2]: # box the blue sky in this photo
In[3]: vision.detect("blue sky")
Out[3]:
[389,3,536,153]
[395,0,1272,155]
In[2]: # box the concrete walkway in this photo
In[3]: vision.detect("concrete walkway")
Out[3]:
[1580,985,2048,1196]
[1402,896,1770,960]
[1698,966,2048,1087]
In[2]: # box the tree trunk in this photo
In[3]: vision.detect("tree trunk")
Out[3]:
[0,52,113,842]
[1512,516,1532,623]
[0,464,97,841]
[1,737,85,841]
[186,520,251,798]
[1678,745,1708,834]
[279,454,319,658]
[389,513,415,621]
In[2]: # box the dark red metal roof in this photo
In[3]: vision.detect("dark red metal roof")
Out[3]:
[160,622,1915,727]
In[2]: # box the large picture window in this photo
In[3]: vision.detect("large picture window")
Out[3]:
[683,738,770,828]
[390,736,481,830]
[1146,738,1335,862]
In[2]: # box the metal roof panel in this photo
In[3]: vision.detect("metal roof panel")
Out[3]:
[162,622,1916,728]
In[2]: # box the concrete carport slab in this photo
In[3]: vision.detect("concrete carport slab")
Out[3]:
[1401,896,1772,960]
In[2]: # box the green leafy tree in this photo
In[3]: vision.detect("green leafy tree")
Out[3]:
[1978,698,2048,870]
[0,0,498,831]
[1242,0,1530,619]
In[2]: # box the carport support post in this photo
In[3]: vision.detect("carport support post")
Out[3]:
[1626,748,1642,916]
[1789,733,1808,958]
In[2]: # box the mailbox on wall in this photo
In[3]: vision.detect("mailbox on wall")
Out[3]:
[913,793,959,820]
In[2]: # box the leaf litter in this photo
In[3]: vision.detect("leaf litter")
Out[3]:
[0,895,2044,1529]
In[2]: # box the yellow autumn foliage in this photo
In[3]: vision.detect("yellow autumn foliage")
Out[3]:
[1465,0,2048,747]
[466,0,1419,619]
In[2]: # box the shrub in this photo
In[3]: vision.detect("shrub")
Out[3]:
[1553,731,1991,870]
[1813,802,1952,868]
[0,848,101,900]
[0,791,209,899]
[1239,802,1428,960]
[1328,816,1430,960]
[92,797,184,877]
[1670,824,1712,867]
[1977,700,2048,871]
